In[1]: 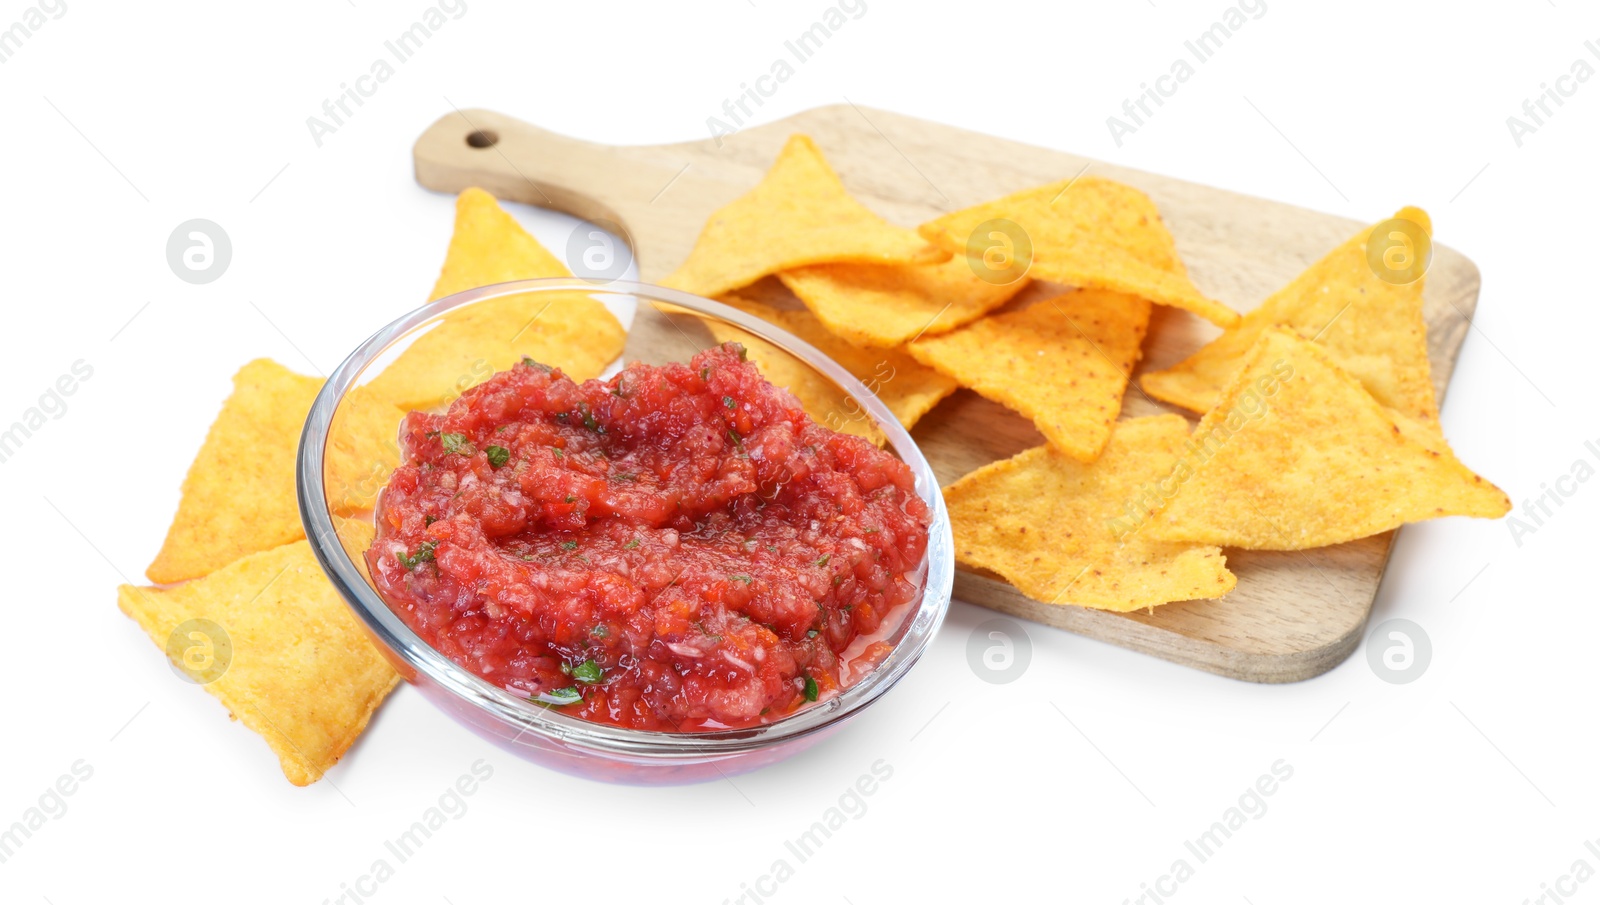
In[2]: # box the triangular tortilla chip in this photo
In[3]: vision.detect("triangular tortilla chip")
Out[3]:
[712,294,957,439]
[943,415,1236,611]
[428,187,572,299]
[1142,207,1439,424]
[777,255,1030,347]
[148,360,319,584]
[120,537,399,786]
[363,189,625,412]
[661,135,944,299]
[909,290,1151,462]
[147,360,404,583]
[918,176,1239,327]
[1147,328,1509,549]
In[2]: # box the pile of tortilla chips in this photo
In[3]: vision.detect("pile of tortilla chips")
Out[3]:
[665,136,1508,613]
[121,188,626,784]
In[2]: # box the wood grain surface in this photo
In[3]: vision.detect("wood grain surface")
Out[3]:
[412,105,1481,683]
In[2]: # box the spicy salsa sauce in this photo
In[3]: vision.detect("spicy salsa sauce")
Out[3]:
[368,344,930,731]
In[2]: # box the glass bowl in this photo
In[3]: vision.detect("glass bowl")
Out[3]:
[297,279,953,784]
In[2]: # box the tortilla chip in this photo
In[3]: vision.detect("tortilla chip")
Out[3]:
[119,539,400,786]
[777,255,1030,347]
[363,189,625,412]
[325,388,407,515]
[146,360,405,583]
[427,188,571,298]
[661,135,944,299]
[1146,328,1509,549]
[909,290,1151,461]
[726,275,811,312]
[943,415,1236,611]
[917,176,1239,327]
[1142,207,1439,424]
[147,360,318,584]
[715,294,957,437]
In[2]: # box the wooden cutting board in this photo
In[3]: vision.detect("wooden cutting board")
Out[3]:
[412,106,1481,684]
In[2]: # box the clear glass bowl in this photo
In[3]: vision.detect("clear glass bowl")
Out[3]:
[297,279,953,784]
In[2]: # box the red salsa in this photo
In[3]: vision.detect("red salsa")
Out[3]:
[367,344,930,731]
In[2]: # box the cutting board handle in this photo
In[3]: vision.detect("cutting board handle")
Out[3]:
[412,109,780,279]
[414,109,753,280]
[413,108,635,231]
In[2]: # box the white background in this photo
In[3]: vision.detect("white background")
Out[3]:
[1,1,1595,902]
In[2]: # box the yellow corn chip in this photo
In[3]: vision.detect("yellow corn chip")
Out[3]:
[1146,328,1509,549]
[943,415,1236,611]
[363,189,625,412]
[777,255,1030,348]
[119,539,400,786]
[1142,207,1439,423]
[716,294,957,437]
[725,274,810,312]
[427,187,571,299]
[661,135,945,299]
[147,360,318,584]
[325,388,407,515]
[909,290,1151,461]
[918,176,1239,327]
[147,361,405,584]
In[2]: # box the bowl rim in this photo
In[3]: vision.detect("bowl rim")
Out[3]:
[298,278,954,758]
